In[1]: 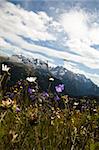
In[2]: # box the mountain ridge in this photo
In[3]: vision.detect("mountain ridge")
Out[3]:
[0,54,99,96]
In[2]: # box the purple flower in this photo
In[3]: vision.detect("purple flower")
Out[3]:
[9,93,14,99]
[28,88,35,94]
[18,81,21,85]
[42,91,49,97]
[16,107,20,112]
[28,88,33,94]
[30,95,35,101]
[54,95,60,101]
[55,84,64,93]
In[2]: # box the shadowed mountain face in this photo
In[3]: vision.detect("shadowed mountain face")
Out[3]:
[0,55,99,96]
[50,66,99,96]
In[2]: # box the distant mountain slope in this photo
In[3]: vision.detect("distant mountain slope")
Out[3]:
[0,55,99,96]
[50,66,99,96]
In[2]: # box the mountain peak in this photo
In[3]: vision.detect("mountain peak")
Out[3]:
[7,54,99,96]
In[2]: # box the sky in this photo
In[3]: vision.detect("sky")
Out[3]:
[0,0,99,86]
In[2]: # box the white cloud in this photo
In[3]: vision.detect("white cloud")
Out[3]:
[0,1,99,86]
[59,8,99,85]
[60,9,88,39]
[0,1,56,41]
[59,9,99,68]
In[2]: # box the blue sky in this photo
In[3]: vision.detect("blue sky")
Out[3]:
[0,0,99,86]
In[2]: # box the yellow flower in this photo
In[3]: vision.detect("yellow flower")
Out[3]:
[51,116,54,120]
[2,98,13,107]
[61,95,68,103]
[57,114,61,119]
[51,120,54,125]
[14,90,17,93]
[12,104,17,110]
[2,100,6,106]
[51,107,54,111]
[71,118,74,124]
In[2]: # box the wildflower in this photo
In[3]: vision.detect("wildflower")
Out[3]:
[51,116,54,120]
[57,114,61,119]
[1,98,13,107]
[49,77,54,81]
[26,77,37,82]
[42,91,49,97]
[61,95,68,103]
[12,104,20,112]
[73,106,76,109]
[93,109,97,112]
[20,86,23,89]
[28,88,35,94]
[16,107,20,112]
[32,89,35,92]
[12,104,17,110]
[30,95,35,101]
[9,93,14,99]
[17,81,21,85]
[51,107,54,111]
[51,120,54,125]
[54,95,60,101]
[71,118,74,124]
[74,102,79,106]
[55,84,64,93]
[14,90,18,93]
[39,98,42,103]
[2,64,10,72]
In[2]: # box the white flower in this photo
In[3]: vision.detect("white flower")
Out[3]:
[49,77,54,81]
[2,64,10,72]
[32,89,35,92]
[93,109,97,112]
[74,102,79,106]
[26,77,37,82]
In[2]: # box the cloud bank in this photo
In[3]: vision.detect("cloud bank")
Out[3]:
[0,1,99,86]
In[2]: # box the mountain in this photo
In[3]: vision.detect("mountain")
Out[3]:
[50,66,99,96]
[1,55,99,96]
[10,55,48,69]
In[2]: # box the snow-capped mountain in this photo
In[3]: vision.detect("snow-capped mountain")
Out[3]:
[50,66,99,96]
[10,55,48,69]
[50,66,90,83]
[3,55,99,96]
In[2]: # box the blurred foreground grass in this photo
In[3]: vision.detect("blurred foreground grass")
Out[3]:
[0,95,99,150]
